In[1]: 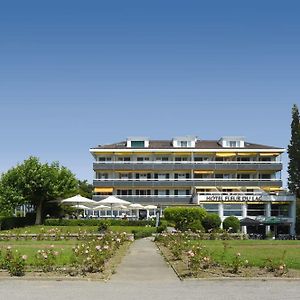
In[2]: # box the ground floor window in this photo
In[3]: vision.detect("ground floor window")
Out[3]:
[247,204,265,216]
[202,204,219,214]
[271,204,289,217]
[223,204,242,216]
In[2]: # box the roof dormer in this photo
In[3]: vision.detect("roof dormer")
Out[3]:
[126,137,149,148]
[219,136,245,148]
[172,136,197,148]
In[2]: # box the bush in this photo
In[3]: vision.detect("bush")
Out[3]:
[132,227,156,239]
[44,218,155,227]
[202,214,221,232]
[223,216,240,233]
[163,207,207,232]
[0,215,35,231]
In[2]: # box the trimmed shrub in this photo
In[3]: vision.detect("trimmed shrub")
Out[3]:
[223,216,240,233]
[44,218,155,227]
[0,215,35,231]
[132,227,156,239]
[163,207,207,232]
[202,214,221,232]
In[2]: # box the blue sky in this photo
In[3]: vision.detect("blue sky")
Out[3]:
[0,1,299,185]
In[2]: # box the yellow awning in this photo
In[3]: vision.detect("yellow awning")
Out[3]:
[237,152,257,156]
[94,187,113,193]
[263,187,284,191]
[216,153,236,157]
[194,170,214,174]
[221,187,241,190]
[259,153,280,156]
[195,186,219,190]
[244,186,261,190]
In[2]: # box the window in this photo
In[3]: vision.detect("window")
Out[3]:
[135,190,151,196]
[180,141,188,147]
[237,157,250,162]
[117,157,131,162]
[237,174,250,179]
[155,156,169,161]
[260,174,271,179]
[119,173,132,179]
[271,204,289,217]
[247,204,264,216]
[223,204,242,216]
[131,141,145,148]
[202,204,219,213]
[96,172,108,179]
[175,157,188,162]
[194,157,203,161]
[117,190,132,196]
[137,157,150,161]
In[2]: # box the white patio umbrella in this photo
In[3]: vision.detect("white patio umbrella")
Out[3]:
[93,205,111,211]
[97,196,131,217]
[144,205,157,210]
[129,203,144,209]
[71,204,91,210]
[61,194,97,207]
[128,203,144,219]
[144,205,157,219]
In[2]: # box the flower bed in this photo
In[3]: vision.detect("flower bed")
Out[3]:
[155,232,300,279]
[0,231,132,278]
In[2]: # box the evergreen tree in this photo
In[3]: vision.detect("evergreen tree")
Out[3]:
[288,104,300,198]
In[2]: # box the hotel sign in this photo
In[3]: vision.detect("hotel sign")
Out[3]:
[199,194,263,202]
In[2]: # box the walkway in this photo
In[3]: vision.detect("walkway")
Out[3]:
[112,237,178,282]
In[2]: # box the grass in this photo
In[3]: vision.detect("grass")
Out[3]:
[191,240,300,270]
[1,225,157,235]
[0,225,99,234]
[0,240,75,266]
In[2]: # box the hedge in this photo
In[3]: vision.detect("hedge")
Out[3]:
[44,218,156,227]
[0,214,36,231]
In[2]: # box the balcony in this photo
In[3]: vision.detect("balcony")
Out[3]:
[93,161,282,172]
[92,194,191,205]
[93,178,282,188]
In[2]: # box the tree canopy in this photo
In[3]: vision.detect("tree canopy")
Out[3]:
[0,157,78,224]
[288,104,300,198]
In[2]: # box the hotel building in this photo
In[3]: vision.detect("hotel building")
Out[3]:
[90,136,296,235]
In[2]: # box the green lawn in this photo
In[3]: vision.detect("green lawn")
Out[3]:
[0,225,99,234]
[193,240,300,270]
[1,225,157,235]
[0,240,75,266]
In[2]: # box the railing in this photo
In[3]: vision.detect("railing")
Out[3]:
[94,160,280,164]
[94,178,280,182]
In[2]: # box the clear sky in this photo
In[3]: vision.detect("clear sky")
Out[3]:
[0,0,299,185]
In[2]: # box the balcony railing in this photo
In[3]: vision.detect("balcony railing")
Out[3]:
[94,160,279,164]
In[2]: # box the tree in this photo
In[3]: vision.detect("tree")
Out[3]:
[288,104,300,198]
[78,180,93,199]
[0,157,78,224]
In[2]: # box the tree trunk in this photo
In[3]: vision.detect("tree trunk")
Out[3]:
[35,201,43,225]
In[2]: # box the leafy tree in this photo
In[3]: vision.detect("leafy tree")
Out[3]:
[78,180,93,199]
[0,157,78,224]
[288,104,300,198]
